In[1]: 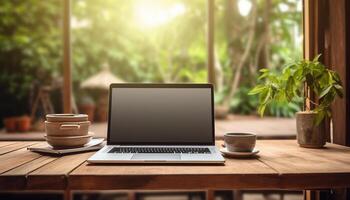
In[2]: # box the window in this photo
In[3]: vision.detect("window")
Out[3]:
[0,0,302,140]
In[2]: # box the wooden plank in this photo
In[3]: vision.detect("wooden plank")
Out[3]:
[69,173,281,190]
[257,140,350,173]
[3,156,57,176]
[257,140,350,189]
[27,151,94,190]
[0,142,48,190]
[71,157,274,176]
[0,143,44,174]
[0,141,38,155]
[0,141,16,148]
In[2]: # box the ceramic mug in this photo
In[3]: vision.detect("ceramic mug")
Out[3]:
[224,133,256,152]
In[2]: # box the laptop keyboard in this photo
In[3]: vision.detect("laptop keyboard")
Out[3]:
[108,147,211,154]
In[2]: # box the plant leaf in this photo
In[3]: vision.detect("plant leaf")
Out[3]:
[314,110,325,126]
[312,54,322,62]
[258,104,267,117]
[334,84,344,98]
[319,85,332,99]
[259,68,269,73]
[249,85,266,95]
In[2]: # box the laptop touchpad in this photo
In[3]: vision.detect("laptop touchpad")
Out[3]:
[131,154,180,160]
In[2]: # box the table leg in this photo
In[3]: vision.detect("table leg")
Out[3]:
[64,189,72,200]
[206,190,214,200]
[128,191,136,200]
[233,190,243,200]
[303,190,320,200]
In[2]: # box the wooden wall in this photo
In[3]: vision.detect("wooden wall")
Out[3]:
[304,0,350,146]
[327,0,350,146]
[304,1,350,199]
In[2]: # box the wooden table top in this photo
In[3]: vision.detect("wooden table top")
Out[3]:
[0,140,350,191]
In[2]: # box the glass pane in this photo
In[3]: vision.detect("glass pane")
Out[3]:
[72,0,208,129]
[72,0,207,84]
[0,0,303,141]
[213,0,303,138]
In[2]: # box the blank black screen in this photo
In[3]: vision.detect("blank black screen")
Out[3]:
[108,87,214,144]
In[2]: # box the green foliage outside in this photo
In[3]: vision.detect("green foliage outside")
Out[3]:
[0,0,302,119]
[0,0,62,117]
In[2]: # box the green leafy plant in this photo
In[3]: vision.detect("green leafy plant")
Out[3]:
[249,55,343,124]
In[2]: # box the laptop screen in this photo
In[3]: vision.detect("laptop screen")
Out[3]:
[107,84,214,145]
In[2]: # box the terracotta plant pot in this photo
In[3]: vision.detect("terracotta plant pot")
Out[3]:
[78,104,95,122]
[215,105,229,119]
[296,111,326,148]
[16,116,31,132]
[3,117,17,132]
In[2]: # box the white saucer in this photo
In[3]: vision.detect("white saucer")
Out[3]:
[220,148,260,158]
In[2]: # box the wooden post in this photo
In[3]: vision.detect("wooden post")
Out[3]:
[207,0,216,87]
[64,190,72,200]
[303,0,324,111]
[328,0,349,146]
[304,0,350,199]
[63,0,72,113]
[304,0,350,146]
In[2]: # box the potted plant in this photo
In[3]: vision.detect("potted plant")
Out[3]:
[3,117,17,132]
[249,55,343,148]
[16,115,31,132]
[3,115,32,132]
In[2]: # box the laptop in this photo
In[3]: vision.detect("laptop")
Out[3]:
[88,83,225,164]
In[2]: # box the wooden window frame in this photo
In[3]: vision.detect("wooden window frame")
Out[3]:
[62,0,349,146]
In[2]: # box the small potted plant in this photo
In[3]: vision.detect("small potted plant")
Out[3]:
[16,115,32,132]
[3,115,31,132]
[249,55,343,148]
[3,117,17,132]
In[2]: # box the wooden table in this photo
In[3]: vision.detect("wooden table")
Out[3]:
[0,140,350,199]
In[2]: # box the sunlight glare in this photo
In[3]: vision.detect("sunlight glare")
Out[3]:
[134,1,186,28]
[238,0,252,17]
[279,3,289,12]
[297,0,302,12]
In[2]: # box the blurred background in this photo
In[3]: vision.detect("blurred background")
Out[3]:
[0,0,302,139]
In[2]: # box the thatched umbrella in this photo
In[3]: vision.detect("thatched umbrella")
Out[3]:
[81,63,124,90]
